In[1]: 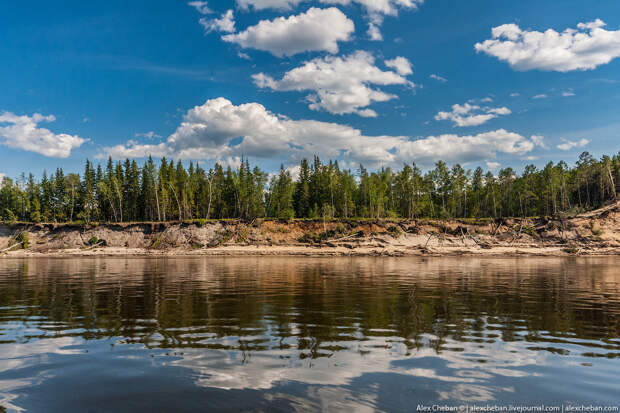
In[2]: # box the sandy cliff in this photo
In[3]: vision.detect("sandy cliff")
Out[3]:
[1,202,618,257]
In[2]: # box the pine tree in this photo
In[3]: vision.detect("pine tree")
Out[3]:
[293,159,311,218]
[2,152,619,224]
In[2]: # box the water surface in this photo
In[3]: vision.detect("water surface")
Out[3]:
[0,257,619,412]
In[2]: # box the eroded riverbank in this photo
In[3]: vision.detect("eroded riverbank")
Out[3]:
[1,202,618,258]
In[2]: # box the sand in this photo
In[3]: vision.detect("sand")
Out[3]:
[2,202,618,258]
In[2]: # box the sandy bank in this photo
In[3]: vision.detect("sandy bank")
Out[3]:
[2,202,618,258]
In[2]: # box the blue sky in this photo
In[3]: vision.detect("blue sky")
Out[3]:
[1,0,620,178]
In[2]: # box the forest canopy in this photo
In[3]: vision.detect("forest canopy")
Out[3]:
[0,152,618,223]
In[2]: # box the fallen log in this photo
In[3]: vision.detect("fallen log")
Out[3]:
[0,243,22,253]
[82,241,105,251]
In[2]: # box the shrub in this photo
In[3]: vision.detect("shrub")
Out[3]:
[151,234,163,248]
[236,227,250,243]
[278,209,295,221]
[88,236,99,245]
[17,232,29,249]
[298,231,321,244]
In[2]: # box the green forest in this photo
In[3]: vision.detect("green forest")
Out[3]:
[0,152,618,223]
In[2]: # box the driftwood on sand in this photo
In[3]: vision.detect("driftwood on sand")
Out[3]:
[1,202,618,257]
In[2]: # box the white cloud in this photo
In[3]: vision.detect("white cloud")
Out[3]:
[238,51,251,60]
[237,0,423,40]
[333,0,424,40]
[200,9,235,33]
[286,164,301,181]
[367,22,383,41]
[475,19,620,72]
[0,112,87,158]
[480,97,493,103]
[323,0,423,16]
[397,129,535,166]
[253,51,413,117]
[510,92,520,97]
[557,138,590,151]
[562,91,575,97]
[532,94,547,99]
[530,135,548,149]
[486,161,500,170]
[435,102,511,127]
[430,74,447,82]
[384,56,413,75]
[222,7,354,57]
[188,1,213,14]
[100,98,539,168]
[237,0,423,15]
[134,131,162,139]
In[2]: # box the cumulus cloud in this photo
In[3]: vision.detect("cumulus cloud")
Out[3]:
[253,51,413,117]
[222,7,354,57]
[236,0,423,40]
[237,0,423,15]
[532,94,547,99]
[188,1,213,14]
[396,129,535,166]
[199,9,235,33]
[435,103,511,127]
[0,112,87,158]
[286,165,301,181]
[557,138,590,151]
[384,56,413,75]
[333,0,424,41]
[100,98,539,168]
[430,74,447,82]
[475,19,620,72]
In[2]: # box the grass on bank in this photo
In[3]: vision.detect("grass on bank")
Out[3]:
[0,216,539,228]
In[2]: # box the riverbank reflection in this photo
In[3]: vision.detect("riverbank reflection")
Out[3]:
[0,257,618,412]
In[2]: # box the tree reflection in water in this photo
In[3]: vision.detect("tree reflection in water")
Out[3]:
[1,258,618,354]
[0,257,619,411]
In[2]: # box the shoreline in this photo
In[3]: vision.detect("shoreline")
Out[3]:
[3,244,619,258]
[2,202,618,259]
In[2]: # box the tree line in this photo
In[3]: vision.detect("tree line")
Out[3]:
[0,152,618,223]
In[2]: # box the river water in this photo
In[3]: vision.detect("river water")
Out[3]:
[0,257,619,412]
